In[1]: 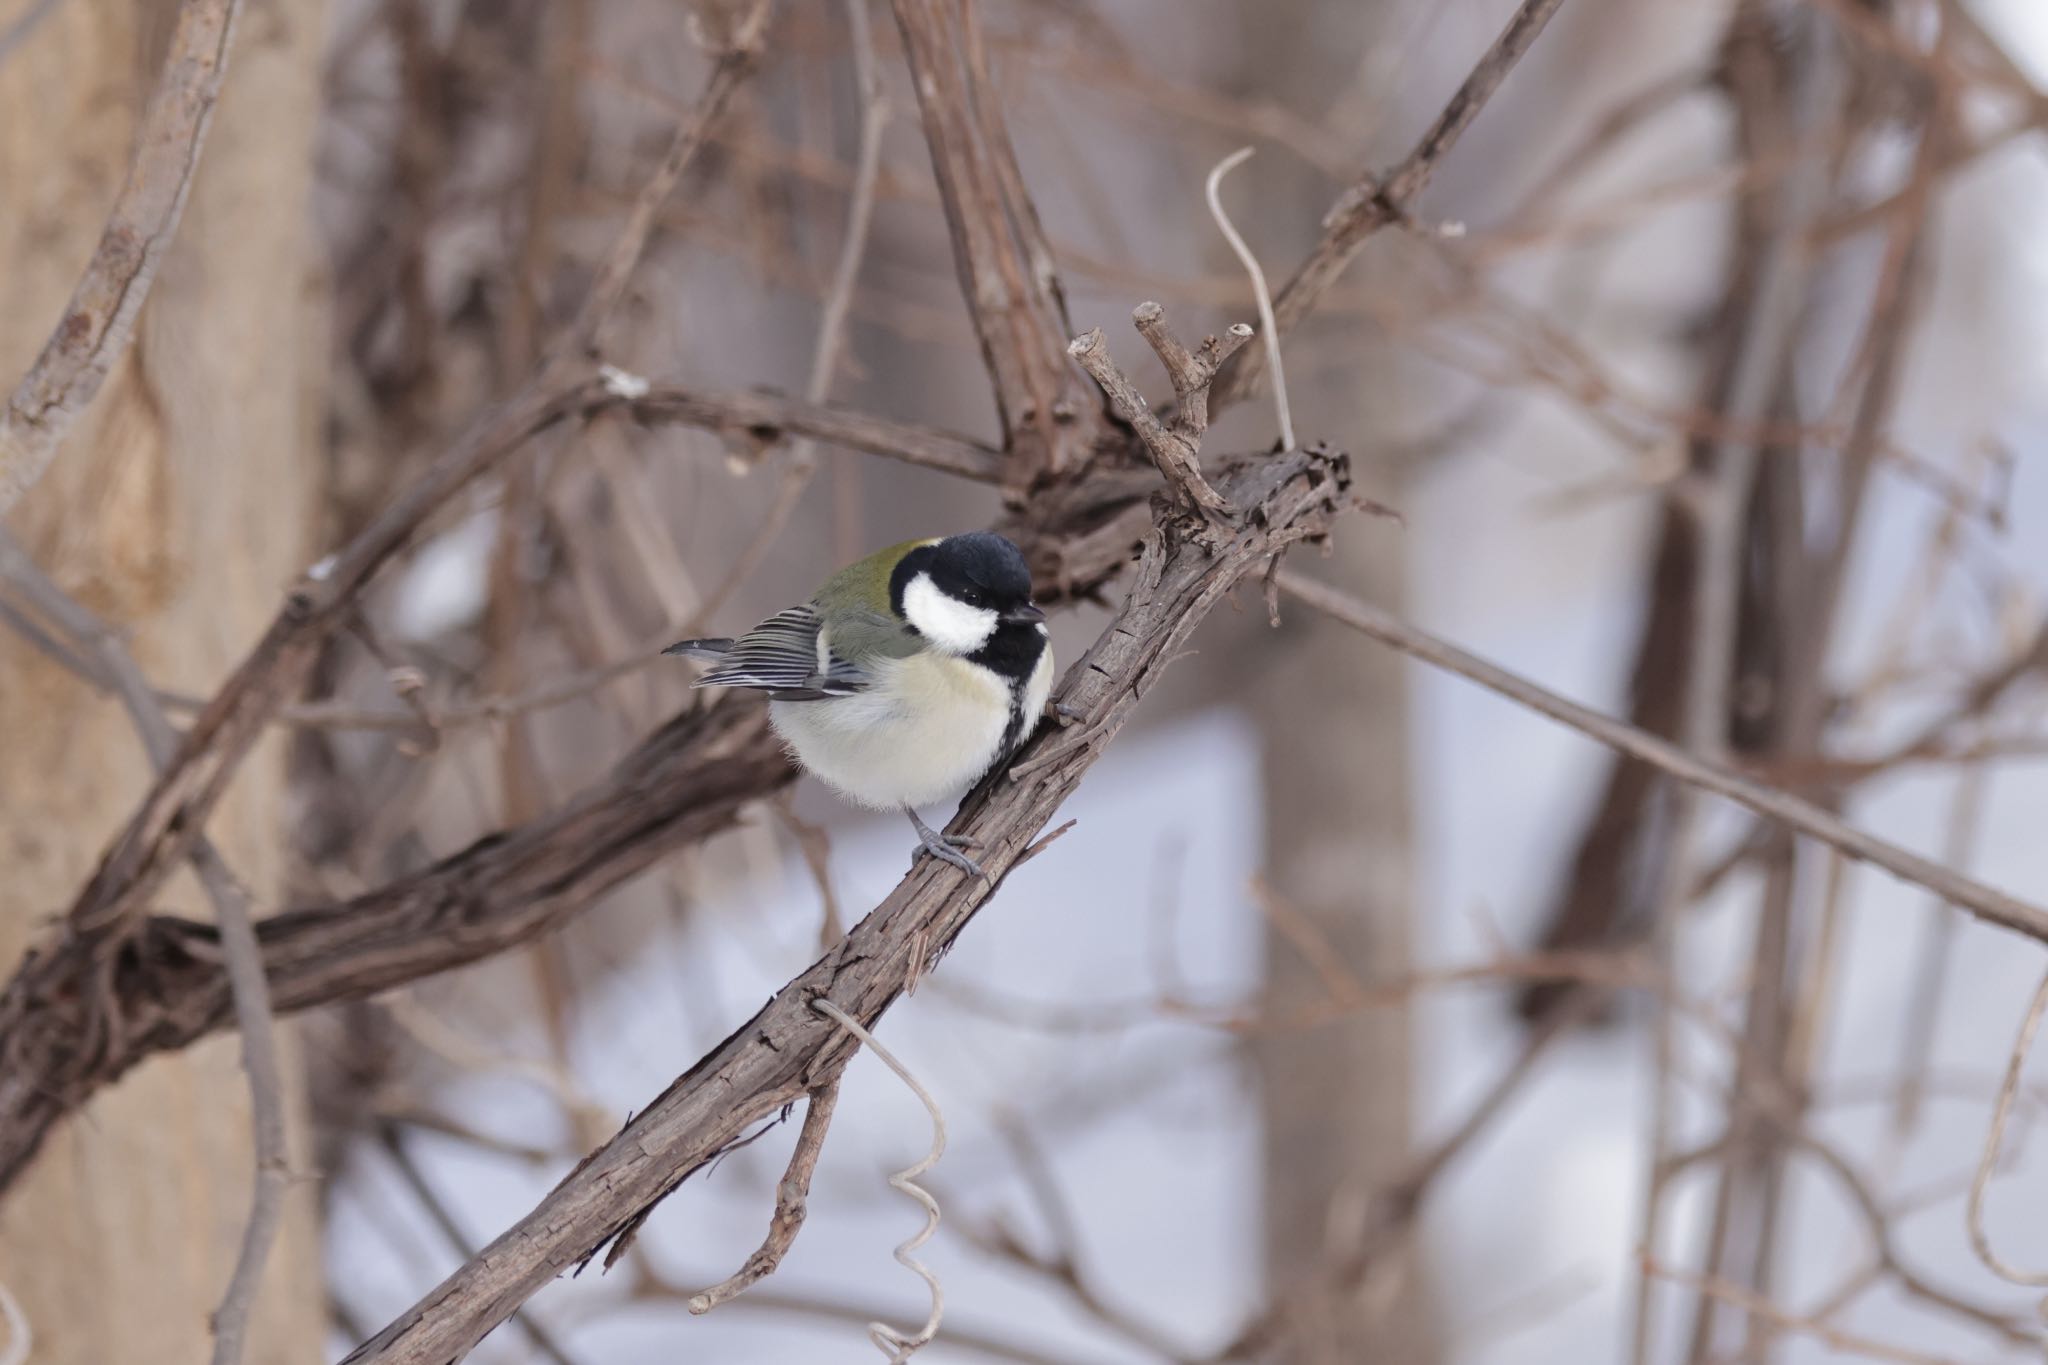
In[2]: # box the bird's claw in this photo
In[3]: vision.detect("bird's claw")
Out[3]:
[915,836,987,880]
[905,808,988,881]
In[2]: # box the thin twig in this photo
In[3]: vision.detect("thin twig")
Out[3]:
[639,1273,1106,1365]
[201,837,292,1365]
[0,0,246,516]
[1131,302,1250,440]
[1644,1258,1962,1365]
[554,0,771,365]
[380,996,610,1137]
[822,0,889,563]
[966,1117,1196,1361]
[689,0,889,619]
[1275,569,2048,945]
[688,1081,842,1313]
[1066,314,1242,518]
[806,0,886,413]
[1966,969,2048,1290]
[1674,26,1849,1355]
[1220,990,1596,1360]
[1758,1125,2035,1348]
[1886,728,1997,1157]
[772,797,846,950]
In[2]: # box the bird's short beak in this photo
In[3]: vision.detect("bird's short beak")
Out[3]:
[1003,601,1046,624]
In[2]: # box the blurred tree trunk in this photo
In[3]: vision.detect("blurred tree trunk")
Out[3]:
[0,2,328,1360]
[1252,505,1425,1364]
[1220,8,1434,1361]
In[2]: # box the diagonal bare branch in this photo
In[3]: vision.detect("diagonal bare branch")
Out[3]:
[554,0,771,367]
[629,383,1003,482]
[1275,570,2048,946]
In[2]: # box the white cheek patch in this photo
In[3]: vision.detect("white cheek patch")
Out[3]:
[903,571,998,655]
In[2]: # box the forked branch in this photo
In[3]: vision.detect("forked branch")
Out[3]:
[686,1081,842,1314]
[1068,304,1252,519]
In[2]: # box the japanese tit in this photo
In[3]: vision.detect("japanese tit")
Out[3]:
[665,531,1053,877]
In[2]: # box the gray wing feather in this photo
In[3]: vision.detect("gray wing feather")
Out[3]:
[687,605,872,699]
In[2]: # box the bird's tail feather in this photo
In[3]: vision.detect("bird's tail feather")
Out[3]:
[665,637,778,692]
[663,637,733,662]
[664,639,739,687]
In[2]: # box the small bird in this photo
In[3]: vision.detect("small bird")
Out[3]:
[666,531,1054,877]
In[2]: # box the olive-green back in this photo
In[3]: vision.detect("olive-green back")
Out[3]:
[810,537,936,663]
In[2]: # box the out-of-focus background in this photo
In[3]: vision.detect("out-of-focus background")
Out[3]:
[3,0,2048,1361]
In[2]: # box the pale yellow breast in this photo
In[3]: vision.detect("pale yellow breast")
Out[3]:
[770,652,1012,810]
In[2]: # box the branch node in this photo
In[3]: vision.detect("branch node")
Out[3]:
[1069,314,1237,521]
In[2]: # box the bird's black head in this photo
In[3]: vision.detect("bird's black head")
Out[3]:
[934,531,1033,609]
[889,531,1045,658]
[890,531,1036,616]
